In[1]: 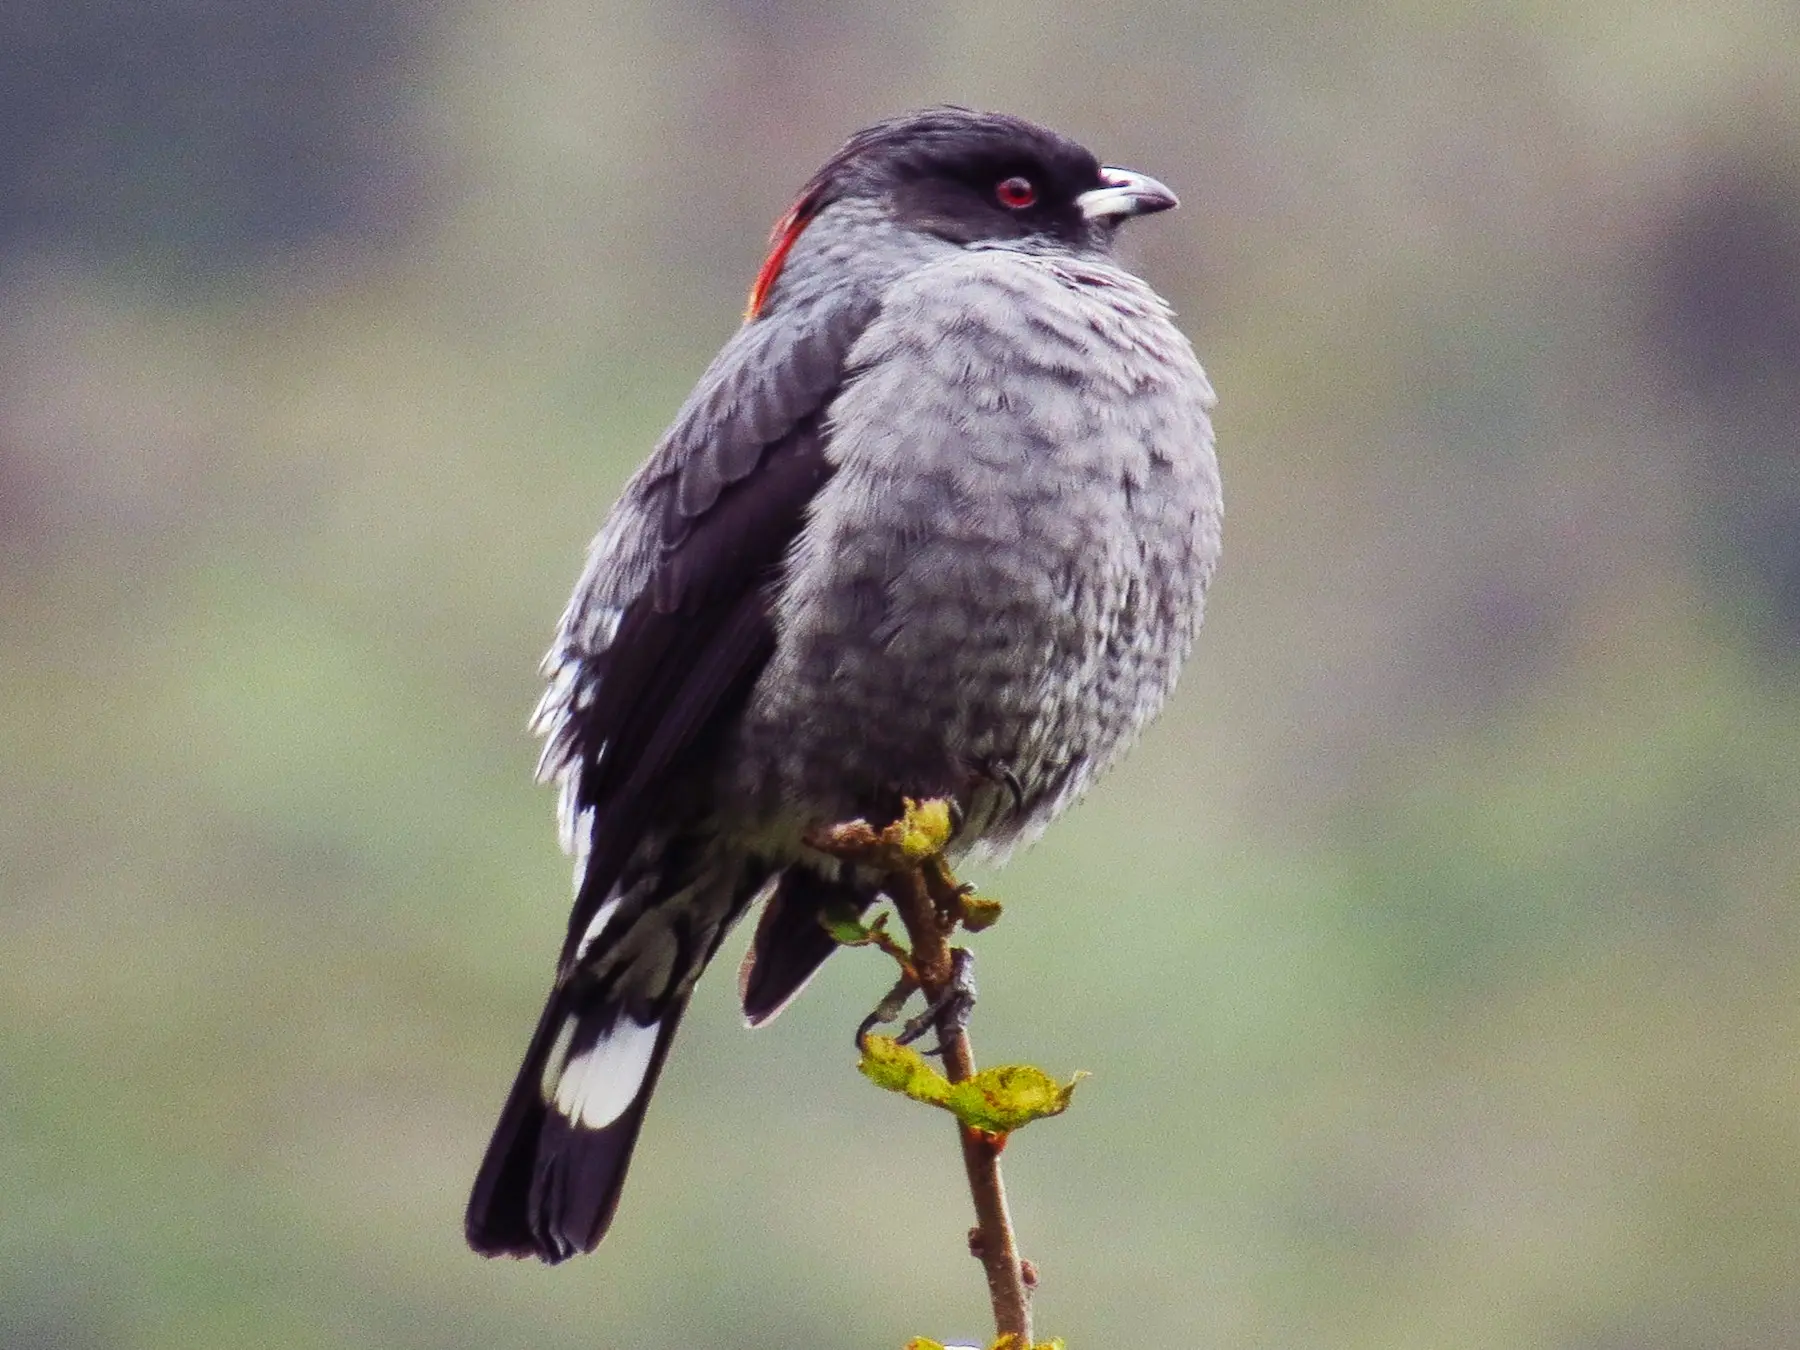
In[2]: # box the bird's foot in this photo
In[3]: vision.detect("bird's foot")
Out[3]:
[968,757,1026,818]
[857,949,978,1058]
[894,948,978,1058]
[856,972,919,1051]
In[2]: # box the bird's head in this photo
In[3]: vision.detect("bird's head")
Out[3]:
[746,107,1178,319]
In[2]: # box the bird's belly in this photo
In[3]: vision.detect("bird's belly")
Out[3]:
[722,250,1220,850]
[727,505,1184,850]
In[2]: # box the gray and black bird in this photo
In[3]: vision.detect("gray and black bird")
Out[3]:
[466,107,1223,1263]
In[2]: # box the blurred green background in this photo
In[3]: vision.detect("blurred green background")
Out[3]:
[4,2,1799,1346]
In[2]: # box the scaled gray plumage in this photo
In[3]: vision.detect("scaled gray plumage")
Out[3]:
[467,107,1222,1263]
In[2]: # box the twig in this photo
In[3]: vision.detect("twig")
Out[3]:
[807,808,1039,1346]
[887,864,1034,1346]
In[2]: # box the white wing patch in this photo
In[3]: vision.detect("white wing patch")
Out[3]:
[564,804,595,887]
[548,1016,663,1129]
[529,658,578,738]
[531,657,585,787]
[577,604,624,659]
[571,895,621,965]
[532,602,628,882]
[540,1014,578,1102]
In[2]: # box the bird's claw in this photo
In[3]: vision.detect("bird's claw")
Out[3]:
[944,795,968,838]
[856,973,919,1051]
[998,765,1025,816]
[893,948,978,1058]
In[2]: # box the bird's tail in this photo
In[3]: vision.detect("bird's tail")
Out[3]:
[466,835,767,1262]
[465,984,689,1262]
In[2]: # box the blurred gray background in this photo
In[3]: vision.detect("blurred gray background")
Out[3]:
[4,2,1798,1347]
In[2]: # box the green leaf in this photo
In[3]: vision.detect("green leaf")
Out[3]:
[858,1035,951,1107]
[858,1036,1085,1135]
[944,1065,1087,1135]
[820,902,882,946]
[894,797,954,862]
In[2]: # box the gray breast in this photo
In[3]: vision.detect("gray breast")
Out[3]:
[729,246,1222,856]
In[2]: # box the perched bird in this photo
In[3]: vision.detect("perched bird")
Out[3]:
[466,107,1223,1262]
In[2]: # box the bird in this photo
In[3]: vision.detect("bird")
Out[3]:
[465,106,1223,1263]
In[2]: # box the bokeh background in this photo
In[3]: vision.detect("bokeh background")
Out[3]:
[4,2,1799,1346]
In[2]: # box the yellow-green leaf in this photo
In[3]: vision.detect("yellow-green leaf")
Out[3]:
[944,1065,1087,1135]
[901,1330,1064,1347]
[858,1035,951,1107]
[860,1036,1085,1135]
[820,902,880,946]
[892,797,954,862]
[958,893,1005,932]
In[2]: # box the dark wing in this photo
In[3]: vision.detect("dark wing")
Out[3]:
[533,294,876,966]
[465,289,879,1260]
[548,415,832,967]
[739,864,877,1026]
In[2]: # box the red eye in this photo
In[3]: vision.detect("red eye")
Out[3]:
[995,176,1037,209]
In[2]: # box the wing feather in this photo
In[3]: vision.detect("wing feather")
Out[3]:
[535,297,868,969]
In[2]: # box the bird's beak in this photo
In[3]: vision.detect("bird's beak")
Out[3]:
[1078,166,1179,222]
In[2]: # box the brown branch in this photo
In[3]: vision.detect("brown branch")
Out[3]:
[887,865,1034,1346]
[807,808,1036,1346]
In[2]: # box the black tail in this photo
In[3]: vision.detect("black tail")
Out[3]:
[467,833,767,1261]
[465,971,693,1261]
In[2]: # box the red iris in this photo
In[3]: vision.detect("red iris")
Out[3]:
[995,176,1037,209]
